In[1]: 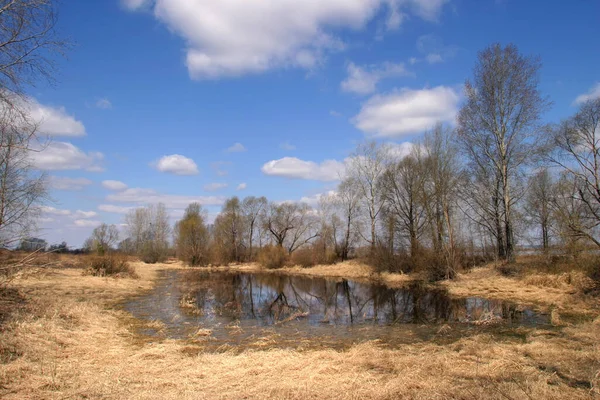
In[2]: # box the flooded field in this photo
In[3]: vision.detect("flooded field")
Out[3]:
[124,270,550,350]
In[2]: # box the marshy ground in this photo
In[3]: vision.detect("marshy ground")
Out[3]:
[0,256,599,399]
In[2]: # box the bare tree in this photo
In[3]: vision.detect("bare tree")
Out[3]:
[346,141,390,251]
[87,223,119,255]
[174,203,209,266]
[549,98,600,248]
[213,197,245,263]
[0,0,68,100]
[457,43,550,261]
[421,124,461,274]
[264,202,319,254]
[0,107,45,246]
[241,196,267,260]
[0,0,68,246]
[379,154,427,256]
[525,168,554,251]
[334,178,362,260]
[124,203,170,263]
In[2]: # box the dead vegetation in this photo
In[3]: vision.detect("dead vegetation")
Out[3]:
[0,256,598,399]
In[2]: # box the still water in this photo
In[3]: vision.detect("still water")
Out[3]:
[124,270,549,349]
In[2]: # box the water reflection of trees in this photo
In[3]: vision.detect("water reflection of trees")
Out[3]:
[181,272,528,326]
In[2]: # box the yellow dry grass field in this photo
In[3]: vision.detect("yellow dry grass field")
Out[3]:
[1,258,599,399]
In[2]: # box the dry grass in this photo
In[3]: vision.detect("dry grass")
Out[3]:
[0,257,599,399]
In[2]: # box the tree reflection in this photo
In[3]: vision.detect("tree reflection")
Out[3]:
[179,271,537,326]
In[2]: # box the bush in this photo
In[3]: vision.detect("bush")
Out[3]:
[364,246,412,274]
[363,245,456,282]
[290,247,315,268]
[85,255,138,278]
[257,245,288,269]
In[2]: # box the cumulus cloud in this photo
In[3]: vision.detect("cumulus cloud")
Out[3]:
[10,96,86,137]
[95,98,112,109]
[98,204,133,214]
[123,0,448,79]
[30,142,104,171]
[341,62,413,94]
[153,154,199,175]
[236,183,247,191]
[204,182,228,192]
[226,142,247,153]
[49,176,93,191]
[106,187,225,209]
[41,206,98,221]
[102,180,128,191]
[261,157,346,181]
[299,190,337,207]
[352,86,460,138]
[574,82,600,105]
[73,219,102,228]
[388,141,416,159]
[41,206,71,216]
[74,210,98,219]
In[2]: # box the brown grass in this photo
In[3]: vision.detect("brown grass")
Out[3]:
[0,257,599,399]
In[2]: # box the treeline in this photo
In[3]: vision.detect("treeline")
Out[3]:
[85,43,600,281]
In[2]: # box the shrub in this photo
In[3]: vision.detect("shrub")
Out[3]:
[496,262,522,277]
[364,246,412,274]
[257,245,288,269]
[290,247,315,268]
[85,255,138,278]
[363,245,456,281]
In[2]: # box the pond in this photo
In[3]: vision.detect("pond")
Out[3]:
[124,270,550,350]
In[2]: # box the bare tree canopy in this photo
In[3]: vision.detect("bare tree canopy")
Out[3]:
[0,0,68,98]
[549,98,600,247]
[174,202,209,266]
[457,43,550,261]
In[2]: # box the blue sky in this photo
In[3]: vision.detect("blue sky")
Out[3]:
[31,0,600,247]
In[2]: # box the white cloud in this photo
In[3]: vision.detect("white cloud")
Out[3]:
[204,182,228,192]
[123,0,448,79]
[409,57,418,65]
[341,61,412,94]
[102,180,128,191]
[299,190,338,207]
[280,141,296,151]
[388,142,416,159]
[13,97,86,137]
[98,204,133,214]
[236,183,247,191]
[574,83,600,105]
[122,0,150,10]
[153,154,199,175]
[73,219,102,228]
[352,86,460,138]
[30,142,104,171]
[261,157,346,181]
[106,187,226,209]
[425,53,443,64]
[226,142,247,153]
[49,176,93,191]
[416,34,458,64]
[330,110,343,117]
[96,98,112,109]
[41,206,71,216]
[74,210,98,219]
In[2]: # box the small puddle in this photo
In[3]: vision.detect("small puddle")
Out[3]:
[124,270,550,350]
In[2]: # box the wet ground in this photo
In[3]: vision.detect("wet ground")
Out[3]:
[123,270,550,350]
